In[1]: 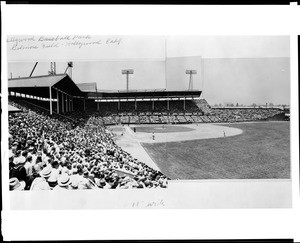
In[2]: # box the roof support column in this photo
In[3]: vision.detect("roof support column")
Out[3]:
[66,94,70,112]
[83,98,86,111]
[65,94,67,113]
[152,98,154,111]
[97,101,100,111]
[71,97,73,111]
[49,86,53,115]
[135,98,137,110]
[69,95,71,111]
[62,93,64,113]
[70,96,72,112]
[56,89,60,114]
[167,99,169,110]
[118,99,120,111]
[184,96,186,111]
[68,95,70,112]
[66,95,69,113]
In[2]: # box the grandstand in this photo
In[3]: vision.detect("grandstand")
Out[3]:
[8,73,285,126]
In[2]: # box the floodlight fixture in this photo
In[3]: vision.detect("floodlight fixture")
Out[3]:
[186,70,197,75]
[122,69,134,75]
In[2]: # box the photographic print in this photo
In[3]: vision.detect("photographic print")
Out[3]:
[6,35,291,209]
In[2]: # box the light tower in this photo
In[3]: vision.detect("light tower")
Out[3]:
[122,69,134,92]
[48,62,56,75]
[186,70,197,90]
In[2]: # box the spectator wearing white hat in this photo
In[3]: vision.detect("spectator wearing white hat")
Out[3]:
[69,174,81,190]
[9,177,26,191]
[53,173,71,190]
[30,166,52,190]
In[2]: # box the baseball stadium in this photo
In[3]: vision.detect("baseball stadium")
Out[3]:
[7,39,290,191]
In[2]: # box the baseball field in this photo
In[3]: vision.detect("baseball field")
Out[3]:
[113,121,290,180]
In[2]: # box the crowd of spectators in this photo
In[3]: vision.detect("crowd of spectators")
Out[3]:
[209,108,283,122]
[8,100,169,191]
[10,96,285,127]
[89,99,283,125]
[97,108,283,126]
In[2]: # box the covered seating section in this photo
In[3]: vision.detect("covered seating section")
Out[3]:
[8,76,202,114]
[8,74,84,115]
[86,90,202,111]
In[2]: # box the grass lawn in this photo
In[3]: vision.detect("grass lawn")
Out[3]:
[141,122,290,180]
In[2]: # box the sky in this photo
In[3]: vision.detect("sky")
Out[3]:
[166,36,289,58]
[7,36,290,105]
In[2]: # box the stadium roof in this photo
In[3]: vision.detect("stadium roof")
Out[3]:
[77,82,97,92]
[8,74,83,98]
[86,90,202,100]
[8,75,202,100]
[9,74,66,87]
[96,89,167,93]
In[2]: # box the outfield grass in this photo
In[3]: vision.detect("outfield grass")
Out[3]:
[141,122,290,180]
